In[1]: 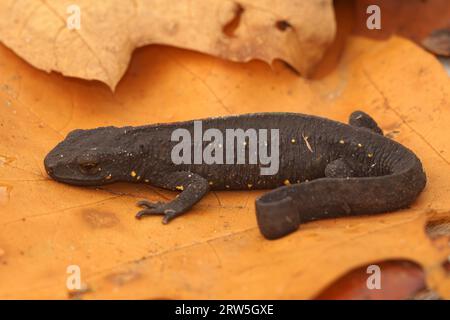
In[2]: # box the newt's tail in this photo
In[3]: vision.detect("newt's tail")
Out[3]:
[255,147,426,239]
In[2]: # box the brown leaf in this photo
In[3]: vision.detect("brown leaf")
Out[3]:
[353,0,450,43]
[0,0,336,90]
[422,29,450,57]
[315,260,428,300]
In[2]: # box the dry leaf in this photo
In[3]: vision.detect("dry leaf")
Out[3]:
[1,32,449,298]
[353,0,450,43]
[315,260,428,300]
[422,29,450,57]
[0,0,336,90]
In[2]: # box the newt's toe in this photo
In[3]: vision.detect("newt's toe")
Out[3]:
[136,200,162,209]
[162,209,177,224]
[135,208,165,219]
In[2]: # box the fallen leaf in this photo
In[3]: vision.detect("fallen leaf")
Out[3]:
[0,0,336,90]
[0,2,450,299]
[315,260,428,300]
[422,29,450,57]
[353,0,450,43]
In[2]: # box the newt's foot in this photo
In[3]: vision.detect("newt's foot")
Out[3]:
[135,200,178,224]
[349,111,383,135]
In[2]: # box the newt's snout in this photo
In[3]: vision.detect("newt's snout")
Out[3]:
[44,148,73,182]
[44,142,78,182]
[45,164,54,177]
[44,152,57,178]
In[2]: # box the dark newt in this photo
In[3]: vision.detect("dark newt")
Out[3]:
[44,112,426,239]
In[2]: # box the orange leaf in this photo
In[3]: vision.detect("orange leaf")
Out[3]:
[0,2,449,299]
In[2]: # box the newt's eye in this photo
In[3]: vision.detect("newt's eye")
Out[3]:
[77,154,100,174]
[79,162,99,174]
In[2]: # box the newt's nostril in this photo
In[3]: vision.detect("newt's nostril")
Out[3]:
[46,166,54,176]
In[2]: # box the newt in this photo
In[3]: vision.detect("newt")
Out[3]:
[44,112,426,239]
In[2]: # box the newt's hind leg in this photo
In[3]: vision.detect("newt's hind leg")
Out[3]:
[349,111,383,135]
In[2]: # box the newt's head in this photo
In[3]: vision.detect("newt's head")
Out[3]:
[44,127,133,186]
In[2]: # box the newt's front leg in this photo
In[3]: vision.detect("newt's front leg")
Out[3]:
[136,171,209,224]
